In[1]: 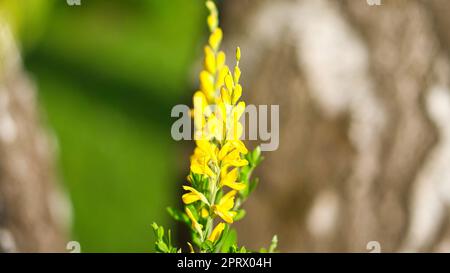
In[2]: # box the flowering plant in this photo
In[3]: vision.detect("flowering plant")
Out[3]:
[152,0,277,253]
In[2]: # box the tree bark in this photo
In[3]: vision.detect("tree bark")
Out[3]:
[0,21,67,252]
[221,0,450,252]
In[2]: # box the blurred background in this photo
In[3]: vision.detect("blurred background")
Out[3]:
[1,0,450,252]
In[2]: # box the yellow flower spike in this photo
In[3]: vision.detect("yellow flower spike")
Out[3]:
[182,186,210,206]
[185,207,204,237]
[209,28,223,51]
[220,168,246,191]
[224,73,234,92]
[208,222,225,243]
[151,0,269,254]
[187,242,195,253]
[232,84,242,105]
[204,46,216,74]
[212,190,238,223]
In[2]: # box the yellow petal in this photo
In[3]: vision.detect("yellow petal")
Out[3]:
[213,205,236,224]
[234,66,241,84]
[229,158,248,167]
[220,168,246,190]
[207,14,218,32]
[218,142,232,161]
[193,91,208,129]
[227,181,246,191]
[225,73,234,91]
[209,28,223,51]
[201,207,209,218]
[233,102,246,120]
[216,65,229,90]
[220,168,238,186]
[182,185,210,205]
[182,192,201,204]
[196,140,217,160]
[216,51,226,70]
[208,223,225,242]
[231,140,248,154]
[219,190,237,210]
[220,86,231,104]
[200,71,214,96]
[232,84,242,104]
[217,100,227,122]
[204,46,216,74]
[236,46,241,62]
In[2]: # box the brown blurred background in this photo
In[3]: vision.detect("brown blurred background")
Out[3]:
[222,0,450,252]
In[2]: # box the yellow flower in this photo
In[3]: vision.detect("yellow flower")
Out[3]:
[220,168,246,191]
[212,190,237,223]
[186,207,203,237]
[190,140,218,178]
[208,222,225,242]
[196,140,218,162]
[190,156,215,178]
[182,186,210,206]
[221,149,248,168]
[218,140,248,161]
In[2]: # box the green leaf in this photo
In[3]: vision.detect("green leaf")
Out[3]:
[248,178,259,196]
[234,209,246,221]
[193,234,203,248]
[220,228,237,253]
[157,226,164,240]
[156,241,170,253]
[239,246,248,253]
[166,207,189,224]
[230,245,238,253]
[186,204,200,219]
[268,235,278,253]
[151,222,159,234]
[201,240,214,252]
